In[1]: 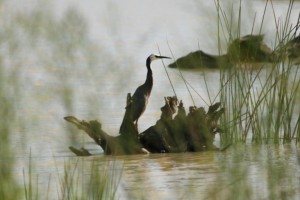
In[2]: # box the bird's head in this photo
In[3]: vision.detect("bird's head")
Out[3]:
[147,54,171,66]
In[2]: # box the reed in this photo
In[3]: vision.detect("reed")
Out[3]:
[0,2,22,197]
[23,152,39,200]
[55,158,122,200]
[205,144,300,200]
[0,62,21,200]
[217,0,300,145]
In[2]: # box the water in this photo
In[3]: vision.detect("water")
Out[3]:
[19,144,299,199]
[2,0,300,199]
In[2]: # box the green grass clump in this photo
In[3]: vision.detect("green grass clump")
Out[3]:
[0,68,21,199]
[22,157,122,200]
[216,0,300,145]
[205,144,299,200]
[0,2,22,197]
[56,159,121,200]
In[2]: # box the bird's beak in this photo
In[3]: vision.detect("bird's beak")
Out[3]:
[156,55,171,59]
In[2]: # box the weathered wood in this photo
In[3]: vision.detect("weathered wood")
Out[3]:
[64,116,144,155]
[119,93,139,138]
[69,146,92,156]
[64,95,225,156]
[139,98,224,153]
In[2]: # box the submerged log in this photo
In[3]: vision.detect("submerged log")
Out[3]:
[64,116,145,155]
[64,95,224,156]
[69,147,92,156]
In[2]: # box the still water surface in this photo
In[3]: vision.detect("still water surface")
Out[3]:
[5,0,300,199]
[18,144,299,199]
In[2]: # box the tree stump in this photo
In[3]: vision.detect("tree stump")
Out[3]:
[64,94,224,156]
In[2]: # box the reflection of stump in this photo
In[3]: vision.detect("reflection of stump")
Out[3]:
[64,94,225,156]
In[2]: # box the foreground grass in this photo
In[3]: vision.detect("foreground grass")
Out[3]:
[0,64,21,199]
[205,143,300,200]
[22,156,122,200]
[0,5,22,199]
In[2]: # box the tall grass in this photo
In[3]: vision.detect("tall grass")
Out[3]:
[0,1,23,198]
[0,58,21,199]
[0,0,120,199]
[217,0,300,145]
[55,158,122,200]
[23,152,39,200]
[205,144,300,200]
[22,156,122,200]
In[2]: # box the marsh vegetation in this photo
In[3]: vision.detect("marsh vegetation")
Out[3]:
[0,0,299,199]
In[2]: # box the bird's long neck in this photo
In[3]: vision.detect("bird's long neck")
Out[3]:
[144,62,153,94]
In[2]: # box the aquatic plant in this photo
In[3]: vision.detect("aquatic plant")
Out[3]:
[217,0,300,145]
[55,158,122,200]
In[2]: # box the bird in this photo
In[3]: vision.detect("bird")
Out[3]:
[130,54,171,129]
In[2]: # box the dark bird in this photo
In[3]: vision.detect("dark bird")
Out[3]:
[130,54,171,128]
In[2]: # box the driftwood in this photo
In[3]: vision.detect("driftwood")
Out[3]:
[139,97,224,153]
[64,116,146,155]
[65,95,224,156]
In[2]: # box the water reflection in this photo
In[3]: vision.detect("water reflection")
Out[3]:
[17,135,300,199]
[78,144,300,200]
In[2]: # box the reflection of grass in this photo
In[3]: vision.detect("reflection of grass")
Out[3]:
[205,144,299,200]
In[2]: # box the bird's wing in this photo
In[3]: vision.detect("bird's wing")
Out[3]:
[131,86,148,121]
